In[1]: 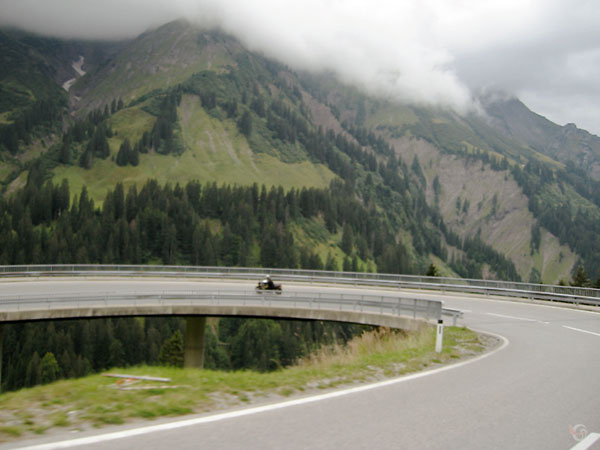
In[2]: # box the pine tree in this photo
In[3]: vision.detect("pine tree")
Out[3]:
[325,253,338,272]
[59,140,71,164]
[25,352,42,387]
[571,265,590,287]
[129,147,139,166]
[41,352,60,384]
[341,223,354,254]
[158,330,184,367]
[116,139,131,166]
[426,263,439,277]
[78,149,93,169]
[230,320,282,371]
[238,111,252,137]
[593,273,600,289]
[343,256,352,272]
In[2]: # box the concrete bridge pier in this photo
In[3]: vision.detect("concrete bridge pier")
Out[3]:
[184,316,206,369]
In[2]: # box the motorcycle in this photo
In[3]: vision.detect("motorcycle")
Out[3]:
[255,278,282,294]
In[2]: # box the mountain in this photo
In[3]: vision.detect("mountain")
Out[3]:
[482,93,600,179]
[0,28,116,112]
[70,21,240,113]
[1,20,599,284]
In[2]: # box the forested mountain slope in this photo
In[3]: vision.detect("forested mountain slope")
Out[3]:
[1,20,599,284]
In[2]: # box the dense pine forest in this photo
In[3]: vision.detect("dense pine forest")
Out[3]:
[2,316,363,392]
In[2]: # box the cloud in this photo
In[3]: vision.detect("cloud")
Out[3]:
[1,0,599,133]
[191,0,474,111]
[446,0,600,133]
[0,0,474,112]
[0,0,181,40]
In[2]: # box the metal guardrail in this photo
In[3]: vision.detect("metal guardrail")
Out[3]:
[441,308,464,326]
[1,264,599,308]
[0,290,442,324]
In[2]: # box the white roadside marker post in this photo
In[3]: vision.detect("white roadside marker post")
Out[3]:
[435,319,444,353]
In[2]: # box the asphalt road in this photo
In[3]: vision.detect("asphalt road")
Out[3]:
[2,278,600,450]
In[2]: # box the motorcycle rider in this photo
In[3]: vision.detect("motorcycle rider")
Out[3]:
[265,275,275,289]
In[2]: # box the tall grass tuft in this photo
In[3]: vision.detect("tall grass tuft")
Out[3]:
[298,327,431,369]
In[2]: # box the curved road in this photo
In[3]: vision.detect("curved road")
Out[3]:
[1,279,600,450]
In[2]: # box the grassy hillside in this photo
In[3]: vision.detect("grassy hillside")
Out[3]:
[52,94,335,202]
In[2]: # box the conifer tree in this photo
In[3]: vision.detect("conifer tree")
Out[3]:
[158,330,184,367]
[238,110,252,137]
[78,149,93,169]
[116,139,132,166]
[25,352,42,387]
[341,223,354,254]
[325,253,338,271]
[571,264,590,287]
[41,352,60,384]
[426,263,439,277]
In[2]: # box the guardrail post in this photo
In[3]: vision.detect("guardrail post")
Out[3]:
[435,320,444,353]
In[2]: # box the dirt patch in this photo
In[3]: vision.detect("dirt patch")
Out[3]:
[5,173,27,196]
[202,129,242,166]
[221,131,242,166]
[180,94,196,126]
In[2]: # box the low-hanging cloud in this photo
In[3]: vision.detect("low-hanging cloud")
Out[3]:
[1,0,599,133]
[192,0,474,111]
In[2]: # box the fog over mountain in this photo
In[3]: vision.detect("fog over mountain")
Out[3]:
[1,0,599,134]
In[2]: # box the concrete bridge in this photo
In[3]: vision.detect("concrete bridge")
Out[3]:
[0,277,442,380]
[3,263,598,380]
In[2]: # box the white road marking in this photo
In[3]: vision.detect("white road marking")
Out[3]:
[485,312,549,324]
[15,333,509,450]
[570,432,600,450]
[562,325,600,338]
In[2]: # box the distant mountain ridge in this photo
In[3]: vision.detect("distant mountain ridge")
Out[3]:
[481,93,600,179]
[70,21,240,113]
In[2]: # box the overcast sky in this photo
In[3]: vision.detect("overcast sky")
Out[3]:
[1,0,599,135]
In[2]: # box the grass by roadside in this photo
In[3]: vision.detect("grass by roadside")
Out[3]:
[0,326,494,442]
